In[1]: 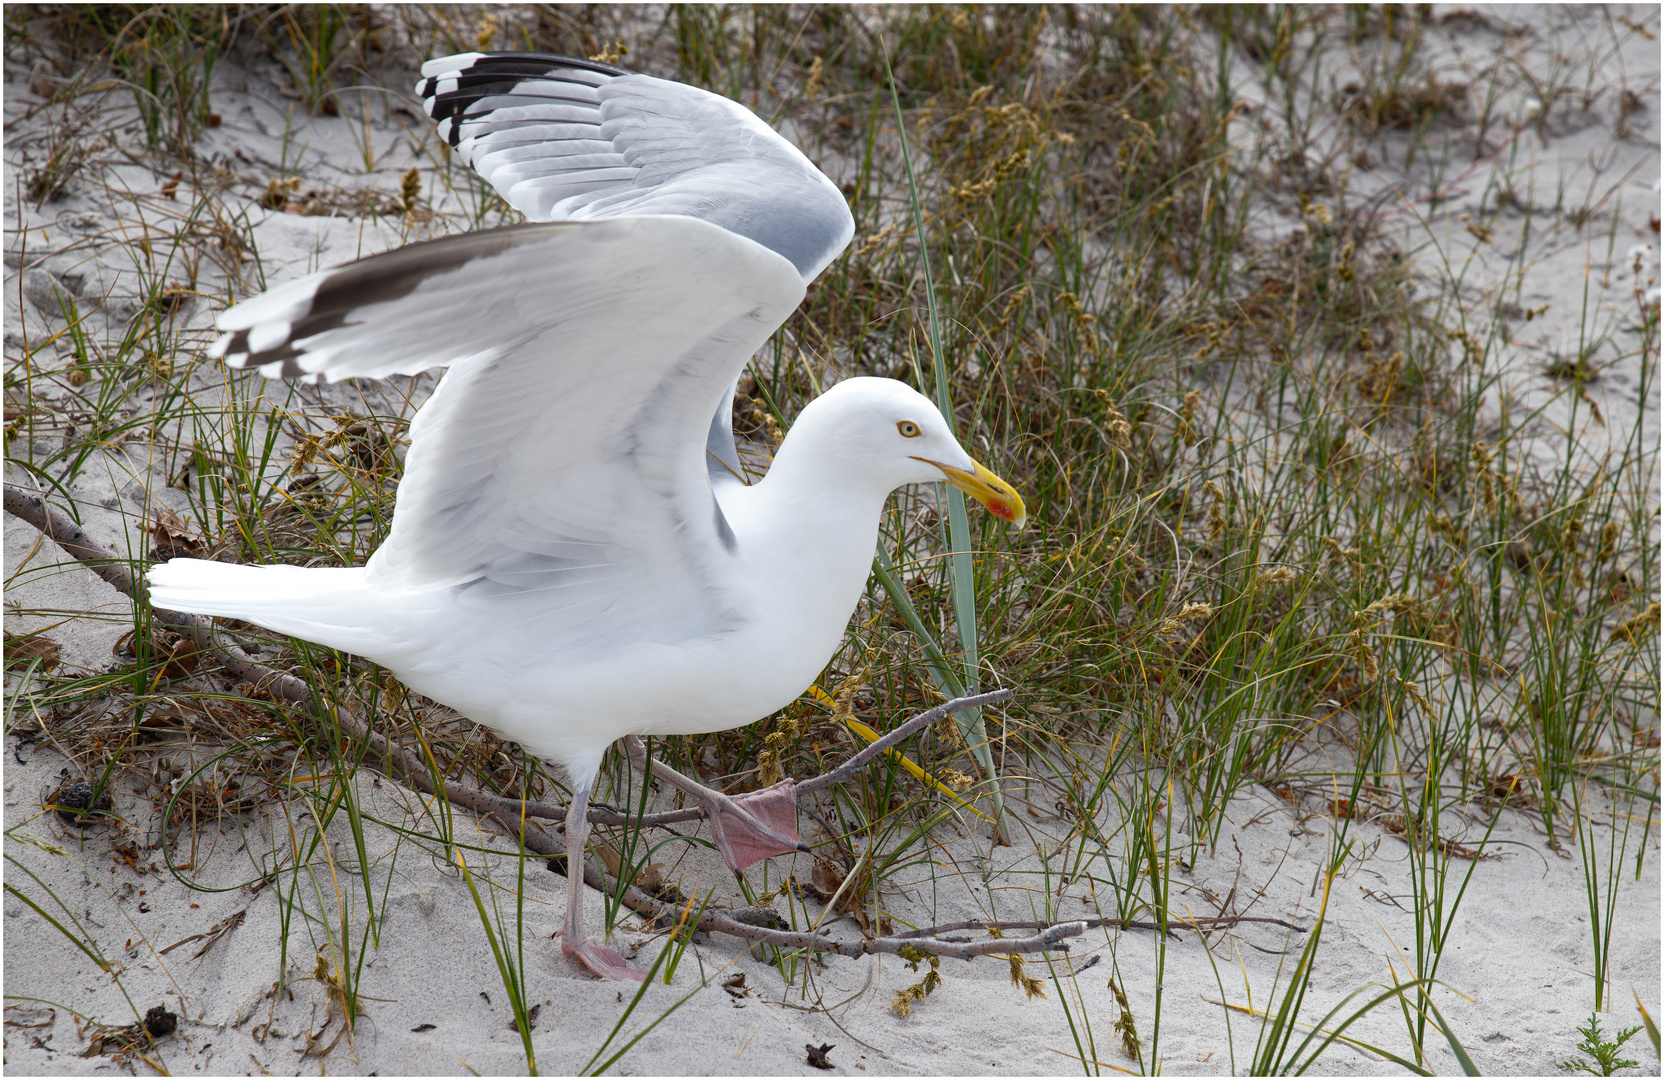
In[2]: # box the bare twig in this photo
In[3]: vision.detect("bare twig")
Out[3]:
[890,914,1310,939]
[794,688,1012,795]
[7,483,1084,963]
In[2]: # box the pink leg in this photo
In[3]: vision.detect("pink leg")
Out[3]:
[559,775,644,981]
[624,735,806,873]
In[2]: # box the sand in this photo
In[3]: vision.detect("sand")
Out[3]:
[4,5,1659,1075]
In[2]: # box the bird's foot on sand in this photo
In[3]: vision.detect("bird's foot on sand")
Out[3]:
[561,935,645,981]
[701,780,805,872]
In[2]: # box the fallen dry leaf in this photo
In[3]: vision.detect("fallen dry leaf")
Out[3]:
[4,631,59,671]
[114,627,200,679]
[592,840,665,893]
[149,507,203,558]
[810,855,845,899]
[80,1005,175,1058]
[153,628,199,679]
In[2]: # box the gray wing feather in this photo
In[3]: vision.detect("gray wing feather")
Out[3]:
[417,52,854,283]
[704,375,744,485]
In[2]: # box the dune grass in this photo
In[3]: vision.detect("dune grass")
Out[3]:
[3,4,1657,1074]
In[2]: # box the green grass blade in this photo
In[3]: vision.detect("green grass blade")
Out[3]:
[3,881,114,973]
[453,848,535,1075]
[1635,988,1660,1060]
[581,935,712,1076]
[872,546,961,698]
[1421,995,1482,1076]
[881,42,1005,840]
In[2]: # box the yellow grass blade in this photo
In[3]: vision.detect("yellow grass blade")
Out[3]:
[839,715,993,822]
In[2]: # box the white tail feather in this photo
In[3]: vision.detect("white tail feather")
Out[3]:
[147,559,394,657]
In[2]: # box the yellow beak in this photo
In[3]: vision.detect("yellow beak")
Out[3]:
[915,457,1028,528]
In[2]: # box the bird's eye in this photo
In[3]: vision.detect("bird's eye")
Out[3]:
[897,421,921,438]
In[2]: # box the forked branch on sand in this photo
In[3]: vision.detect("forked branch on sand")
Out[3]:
[5,482,1306,961]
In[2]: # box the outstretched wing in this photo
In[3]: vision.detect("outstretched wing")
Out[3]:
[415,52,855,284]
[416,52,853,485]
[210,216,804,651]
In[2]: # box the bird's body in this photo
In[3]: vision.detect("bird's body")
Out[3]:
[149,53,1024,980]
[161,378,914,774]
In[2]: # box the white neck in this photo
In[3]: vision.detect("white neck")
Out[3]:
[716,412,895,666]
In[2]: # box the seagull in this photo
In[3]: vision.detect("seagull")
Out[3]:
[148,52,1025,980]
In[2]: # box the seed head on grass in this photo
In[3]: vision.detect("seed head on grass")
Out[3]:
[1359,592,1428,619]
[1430,611,1461,652]
[1559,515,1584,554]
[932,707,966,747]
[989,285,1031,338]
[261,175,301,209]
[1094,390,1133,450]
[1428,512,1466,546]
[587,39,628,65]
[949,176,999,202]
[890,946,942,1018]
[1336,240,1356,281]
[1255,566,1301,588]
[850,222,900,261]
[1471,438,1501,513]
[1005,954,1046,1000]
[1058,291,1100,354]
[399,166,420,214]
[755,710,800,787]
[1611,602,1661,644]
[1359,349,1403,405]
[1596,520,1621,562]
[1349,596,1428,683]
[1346,613,1380,684]
[756,731,788,787]
[1176,388,1203,446]
[1158,601,1215,638]
[1322,536,1363,575]
[1203,480,1227,538]
[747,396,785,450]
[1108,977,1140,1060]
[1388,668,1436,718]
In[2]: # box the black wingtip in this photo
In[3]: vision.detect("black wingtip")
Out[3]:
[471,50,634,78]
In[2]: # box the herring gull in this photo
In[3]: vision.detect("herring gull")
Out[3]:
[148,52,1025,980]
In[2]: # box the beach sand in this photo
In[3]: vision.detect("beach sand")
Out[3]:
[5,5,1658,1074]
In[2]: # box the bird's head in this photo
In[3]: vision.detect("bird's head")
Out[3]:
[796,377,1027,528]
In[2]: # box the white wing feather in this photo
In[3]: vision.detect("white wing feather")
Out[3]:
[212,216,804,653]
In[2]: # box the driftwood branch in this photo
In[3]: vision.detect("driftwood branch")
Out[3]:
[495,812,1085,961]
[9,483,1103,963]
